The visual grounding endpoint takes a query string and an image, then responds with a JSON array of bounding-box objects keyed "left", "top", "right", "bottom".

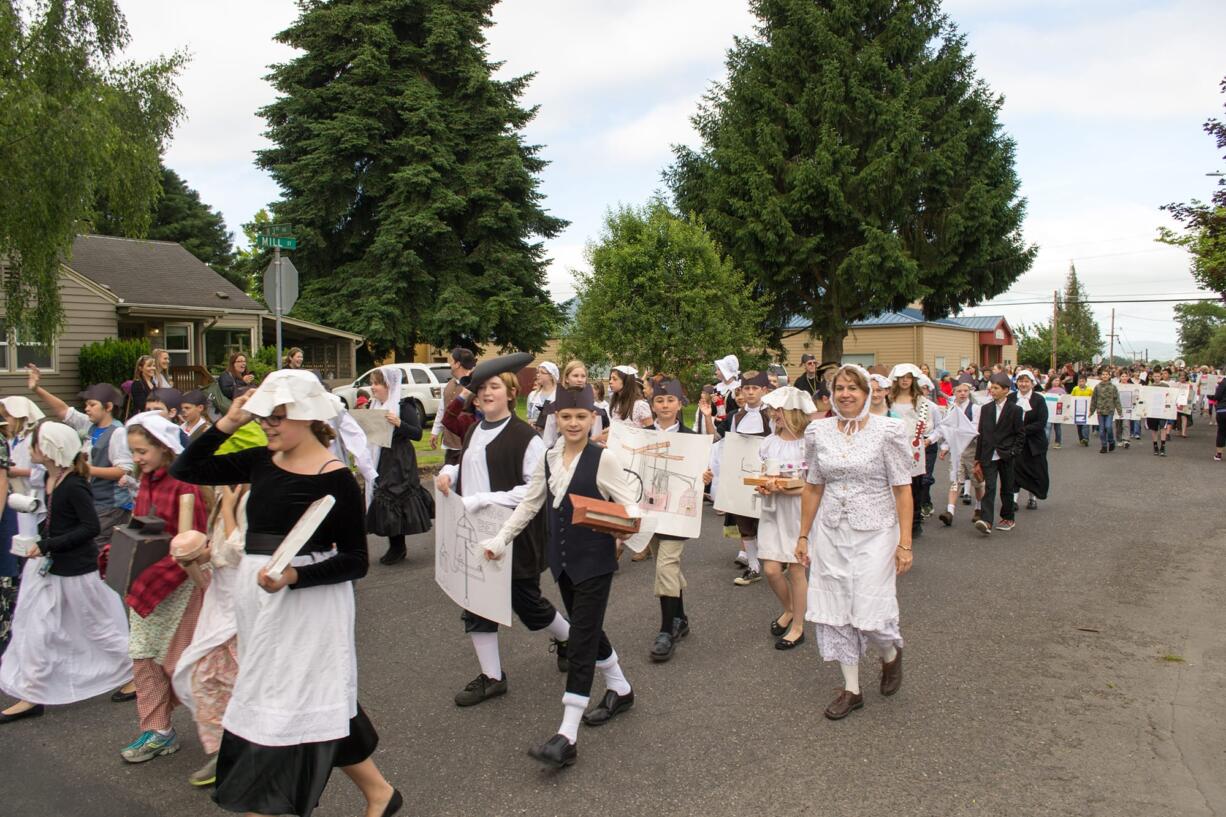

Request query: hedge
[{"left": 78, "top": 337, "right": 151, "bottom": 388}]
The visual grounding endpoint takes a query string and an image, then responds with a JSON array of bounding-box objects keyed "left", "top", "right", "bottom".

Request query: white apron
[
  {"left": 805, "top": 522, "right": 900, "bottom": 633},
  {"left": 222, "top": 551, "right": 358, "bottom": 746},
  {"left": 0, "top": 560, "right": 132, "bottom": 704}
]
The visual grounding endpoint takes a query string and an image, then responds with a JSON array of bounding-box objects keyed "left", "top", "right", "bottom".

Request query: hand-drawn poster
[
  {"left": 713, "top": 432, "right": 767, "bottom": 519},
  {"left": 1135, "top": 386, "right": 1178, "bottom": 421},
  {"left": 608, "top": 424, "right": 713, "bottom": 539},
  {"left": 434, "top": 491, "right": 513, "bottom": 627},
  {"left": 349, "top": 408, "right": 393, "bottom": 448},
  {"left": 1117, "top": 385, "right": 1141, "bottom": 420}
]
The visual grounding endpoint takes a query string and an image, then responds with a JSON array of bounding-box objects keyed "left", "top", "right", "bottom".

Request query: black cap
[
  {"left": 181, "top": 389, "right": 208, "bottom": 407},
  {"left": 800, "top": 353, "right": 816, "bottom": 363},
  {"left": 79, "top": 383, "right": 124, "bottom": 409},
  {"left": 553, "top": 385, "right": 596, "bottom": 412},
  {"left": 741, "top": 370, "right": 771, "bottom": 388},
  {"left": 651, "top": 378, "right": 688, "bottom": 405},
  {"left": 989, "top": 372, "right": 1012, "bottom": 388},
  {"left": 149, "top": 387, "right": 183, "bottom": 410},
  {"left": 468, "top": 352, "right": 533, "bottom": 391}
]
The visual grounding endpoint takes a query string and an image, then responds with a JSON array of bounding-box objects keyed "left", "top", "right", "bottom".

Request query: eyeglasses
[{"left": 257, "top": 413, "right": 288, "bottom": 427}]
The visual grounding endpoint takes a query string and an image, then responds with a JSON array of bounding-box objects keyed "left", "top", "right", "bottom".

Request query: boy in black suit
[{"left": 974, "top": 373, "right": 1024, "bottom": 535}]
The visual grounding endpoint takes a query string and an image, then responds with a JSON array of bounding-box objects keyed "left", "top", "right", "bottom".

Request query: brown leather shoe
[
  {"left": 880, "top": 647, "right": 903, "bottom": 696},
  {"left": 823, "top": 689, "right": 864, "bottom": 720}
]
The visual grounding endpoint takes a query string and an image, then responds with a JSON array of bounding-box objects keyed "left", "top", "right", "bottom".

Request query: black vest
[
  {"left": 545, "top": 444, "right": 618, "bottom": 584},
  {"left": 457, "top": 416, "right": 547, "bottom": 580}
]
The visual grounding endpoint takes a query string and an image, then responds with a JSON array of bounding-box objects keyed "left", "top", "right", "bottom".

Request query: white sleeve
[
  {"left": 485, "top": 455, "right": 548, "bottom": 555},
  {"left": 108, "top": 425, "right": 133, "bottom": 470},
  {"left": 481, "top": 434, "right": 546, "bottom": 508},
  {"left": 439, "top": 463, "right": 459, "bottom": 483},
  {"left": 62, "top": 407, "right": 91, "bottom": 437},
  {"left": 431, "top": 408, "right": 445, "bottom": 437},
  {"left": 339, "top": 412, "right": 378, "bottom": 484}
]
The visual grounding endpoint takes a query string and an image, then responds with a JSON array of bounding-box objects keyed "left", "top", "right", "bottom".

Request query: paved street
[{"left": 2, "top": 422, "right": 1224, "bottom": 817}]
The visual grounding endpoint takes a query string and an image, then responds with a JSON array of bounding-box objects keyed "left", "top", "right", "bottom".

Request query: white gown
[{"left": 755, "top": 435, "right": 814, "bottom": 563}]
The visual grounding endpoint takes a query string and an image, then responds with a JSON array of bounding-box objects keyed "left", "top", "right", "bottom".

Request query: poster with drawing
[
  {"left": 1134, "top": 386, "right": 1178, "bottom": 421},
  {"left": 608, "top": 424, "right": 713, "bottom": 539},
  {"left": 349, "top": 408, "right": 393, "bottom": 448},
  {"left": 1117, "top": 385, "right": 1141, "bottom": 420},
  {"left": 713, "top": 432, "right": 766, "bottom": 519},
  {"left": 435, "top": 491, "right": 513, "bottom": 627},
  {"left": 1198, "top": 374, "right": 1221, "bottom": 400}
]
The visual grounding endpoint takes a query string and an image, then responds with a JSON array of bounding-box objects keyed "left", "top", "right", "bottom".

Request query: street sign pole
[{"left": 274, "top": 244, "right": 283, "bottom": 365}]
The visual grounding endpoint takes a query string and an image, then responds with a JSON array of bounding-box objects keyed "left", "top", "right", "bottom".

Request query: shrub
[
  {"left": 78, "top": 337, "right": 151, "bottom": 387},
  {"left": 248, "top": 345, "right": 279, "bottom": 383}
]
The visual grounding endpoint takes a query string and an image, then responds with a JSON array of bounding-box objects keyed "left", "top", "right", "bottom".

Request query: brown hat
[
  {"left": 552, "top": 385, "right": 596, "bottom": 412},
  {"left": 741, "top": 370, "right": 771, "bottom": 388},
  {"left": 651, "top": 378, "right": 688, "bottom": 405},
  {"left": 80, "top": 383, "right": 124, "bottom": 410}
]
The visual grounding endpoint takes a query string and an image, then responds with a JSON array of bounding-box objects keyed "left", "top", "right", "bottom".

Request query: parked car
[{"left": 332, "top": 363, "right": 452, "bottom": 419}]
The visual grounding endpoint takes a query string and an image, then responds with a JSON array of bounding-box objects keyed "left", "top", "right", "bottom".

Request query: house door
[{"left": 164, "top": 323, "right": 193, "bottom": 367}]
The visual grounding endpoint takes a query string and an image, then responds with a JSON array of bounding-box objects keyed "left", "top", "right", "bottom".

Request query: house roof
[
  {"left": 65, "top": 235, "right": 264, "bottom": 312},
  {"left": 945, "top": 315, "right": 1007, "bottom": 331},
  {"left": 785, "top": 307, "right": 974, "bottom": 332}
]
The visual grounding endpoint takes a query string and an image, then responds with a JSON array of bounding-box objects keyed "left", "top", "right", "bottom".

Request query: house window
[
  {"left": 842, "top": 353, "right": 876, "bottom": 367},
  {"left": 0, "top": 321, "right": 56, "bottom": 372},
  {"left": 995, "top": 328, "right": 1005, "bottom": 340},
  {"left": 934, "top": 356, "right": 945, "bottom": 373},
  {"left": 960, "top": 356, "right": 970, "bottom": 370},
  {"left": 164, "top": 323, "right": 192, "bottom": 367},
  {"left": 205, "top": 328, "right": 253, "bottom": 373}
]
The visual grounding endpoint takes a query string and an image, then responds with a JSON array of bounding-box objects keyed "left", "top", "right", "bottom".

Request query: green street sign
[{"left": 256, "top": 235, "right": 297, "bottom": 250}]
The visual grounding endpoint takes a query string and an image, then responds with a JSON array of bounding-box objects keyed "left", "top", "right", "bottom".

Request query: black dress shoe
[
  {"left": 650, "top": 631, "right": 675, "bottom": 662},
  {"left": 671, "top": 616, "right": 690, "bottom": 640},
  {"left": 774, "top": 632, "right": 805, "bottom": 650},
  {"left": 770, "top": 615, "right": 792, "bottom": 638},
  {"left": 381, "top": 789, "right": 404, "bottom": 817},
  {"left": 0, "top": 704, "right": 44, "bottom": 724},
  {"left": 378, "top": 548, "right": 407, "bottom": 566},
  {"left": 582, "top": 688, "right": 634, "bottom": 726},
  {"left": 110, "top": 688, "right": 137, "bottom": 703},
  {"left": 527, "top": 734, "right": 577, "bottom": 768}
]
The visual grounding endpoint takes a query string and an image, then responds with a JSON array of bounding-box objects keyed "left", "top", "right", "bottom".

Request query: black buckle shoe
[
  {"left": 379, "top": 548, "right": 407, "bottom": 566},
  {"left": 582, "top": 688, "right": 635, "bottom": 726},
  {"left": 527, "top": 733, "right": 577, "bottom": 768},
  {"left": 650, "top": 631, "right": 675, "bottom": 662},
  {"left": 0, "top": 704, "right": 44, "bottom": 724},
  {"left": 671, "top": 616, "right": 690, "bottom": 640}
]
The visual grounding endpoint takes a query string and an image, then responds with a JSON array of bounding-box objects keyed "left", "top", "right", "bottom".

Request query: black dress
[
  {"left": 1011, "top": 393, "right": 1050, "bottom": 500},
  {"left": 366, "top": 397, "right": 434, "bottom": 537},
  {"left": 171, "top": 426, "right": 378, "bottom": 817}
]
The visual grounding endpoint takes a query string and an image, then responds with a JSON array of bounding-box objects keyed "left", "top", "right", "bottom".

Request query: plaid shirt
[{"left": 124, "top": 467, "right": 207, "bottom": 617}]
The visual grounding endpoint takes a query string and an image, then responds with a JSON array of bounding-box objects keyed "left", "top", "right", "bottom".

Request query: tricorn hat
[
  {"left": 552, "top": 385, "right": 596, "bottom": 412},
  {"left": 467, "top": 352, "right": 534, "bottom": 391},
  {"left": 741, "top": 370, "right": 771, "bottom": 388},
  {"left": 651, "top": 378, "right": 688, "bottom": 405}
]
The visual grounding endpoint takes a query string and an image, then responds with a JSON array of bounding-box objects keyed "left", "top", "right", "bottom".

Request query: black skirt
[
  {"left": 213, "top": 705, "right": 379, "bottom": 816},
  {"left": 1013, "top": 452, "right": 1050, "bottom": 500},
  {"left": 365, "top": 442, "right": 434, "bottom": 538}
]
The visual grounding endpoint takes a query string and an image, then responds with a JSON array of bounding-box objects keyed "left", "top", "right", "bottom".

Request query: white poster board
[
  {"left": 713, "top": 432, "right": 766, "bottom": 519},
  {"left": 349, "top": 408, "right": 393, "bottom": 448},
  {"left": 434, "top": 491, "right": 513, "bottom": 627},
  {"left": 608, "top": 424, "right": 713, "bottom": 539},
  {"left": 1135, "top": 386, "right": 1178, "bottom": 421},
  {"left": 1198, "top": 374, "right": 1221, "bottom": 400}
]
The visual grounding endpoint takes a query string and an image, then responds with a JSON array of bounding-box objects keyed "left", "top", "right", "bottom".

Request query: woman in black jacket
[
  {"left": 128, "top": 354, "right": 158, "bottom": 418},
  {"left": 217, "top": 353, "right": 255, "bottom": 400}
]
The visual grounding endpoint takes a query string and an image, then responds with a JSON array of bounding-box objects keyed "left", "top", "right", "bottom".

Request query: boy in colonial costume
[
  {"left": 714, "top": 369, "right": 772, "bottom": 584},
  {"left": 434, "top": 354, "right": 573, "bottom": 706},
  {"left": 481, "top": 385, "right": 637, "bottom": 768}
]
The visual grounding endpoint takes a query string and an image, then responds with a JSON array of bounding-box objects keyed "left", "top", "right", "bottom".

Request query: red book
[{"left": 570, "top": 494, "right": 641, "bottom": 535}]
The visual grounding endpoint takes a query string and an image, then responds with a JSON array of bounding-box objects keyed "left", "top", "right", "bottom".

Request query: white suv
[{"left": 332, "top": 363, "right": 453, "bottom": 419}]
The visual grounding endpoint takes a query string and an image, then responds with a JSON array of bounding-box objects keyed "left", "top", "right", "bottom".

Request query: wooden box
[{"left": 105, "top": 516, "right": 171, "bottom": 597}]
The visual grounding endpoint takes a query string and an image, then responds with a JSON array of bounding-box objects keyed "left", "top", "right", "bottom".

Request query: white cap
[
  {"left": 244, "top": 370, "right": 339, "bottom": 422},
  {"left": 888, "top": 363, "right": 923, "bottom": 381},
  {"left": 761, "top": 386, "right": 817, "bottom": 414},
  {"left": 126, "top": 411, "right": 185, "bottom": 454},
  {"left": 36, "top": 421, "right": 82, "bottom": 467}
]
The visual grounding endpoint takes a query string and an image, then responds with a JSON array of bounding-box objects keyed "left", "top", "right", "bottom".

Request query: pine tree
[
  {"left": 1057, "top": 263, "right": 1102, "bottom": 364},
  {"left": 95, "top": 166, "right": 237, "bottom": 286},
  {"left": 257, "top": 0, "right": 566, "bottom": 358},
  {"left": 669, "top": 0, "right": 1034, "bottom": 361}
]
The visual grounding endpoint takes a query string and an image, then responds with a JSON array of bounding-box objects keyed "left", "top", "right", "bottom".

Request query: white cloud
[{"left": 598, "top": 96, "right": 701, "bottom": 164}]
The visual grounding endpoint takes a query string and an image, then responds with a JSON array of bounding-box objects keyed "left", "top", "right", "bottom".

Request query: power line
[{"left": 977, "top": 296, "right": 1219, "bottom": 307}]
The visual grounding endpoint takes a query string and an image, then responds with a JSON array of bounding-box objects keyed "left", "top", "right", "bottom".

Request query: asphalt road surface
[{"left": 2, "top": 420, "right": 1224, "bottom": 817}]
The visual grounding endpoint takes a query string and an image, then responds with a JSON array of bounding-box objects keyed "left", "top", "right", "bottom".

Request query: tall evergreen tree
[
  {"left": 1056, "top": 263, "right": 1102, "bottom": 364},
  {"left": 669, "top": 0, "right": 1034, "bottom": 361},
  {"left": 0, "top": 0, "right": 184, "bottom": 344},
  {"left": 257, "top": 0, "right": 566, "bottom": 358},
  {"left": 95, "top": 166, "right": 237, "bottom": 285}
]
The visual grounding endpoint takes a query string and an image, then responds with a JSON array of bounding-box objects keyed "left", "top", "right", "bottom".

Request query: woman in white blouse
[{"left": 795, "top": 365, "right": 914, "bottom": 721}]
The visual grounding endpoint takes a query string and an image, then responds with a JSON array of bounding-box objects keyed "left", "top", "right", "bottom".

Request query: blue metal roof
[
  {"left": 784, "top": 307, "right": 982, "bottom": 331},
  {"left": 944, "top": 315, "right": 1005, "bottom": 331}
]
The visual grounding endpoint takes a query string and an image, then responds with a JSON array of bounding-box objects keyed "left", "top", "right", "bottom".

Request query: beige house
[{"left": 0, "top": 234, "right": 362, "bottom": 400}]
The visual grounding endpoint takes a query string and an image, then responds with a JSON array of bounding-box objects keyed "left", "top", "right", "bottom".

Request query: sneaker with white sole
[
  {"left": 974, "top": 519, "right": 991, "bottom": 535},
  {"left": 733, "top": 569, "right": 762, "bottom": 586},
  {"left": 995, "top": 519, "right": 1015, "bottom": 532},
  {"left": 121, "top": 729, "right": 179, "bottom": 763},
  {"left": 189, "top": 753, "right": 218, "bottom": 787}
]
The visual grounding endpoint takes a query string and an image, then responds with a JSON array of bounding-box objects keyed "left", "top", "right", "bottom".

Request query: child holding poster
[{"left": 1071, "top": 374, "right": 1094, "bottom": 446}]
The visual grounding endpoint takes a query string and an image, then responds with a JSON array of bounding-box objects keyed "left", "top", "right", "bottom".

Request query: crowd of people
[{"left": 0, "top": 346, "right": 1220, "bottom": 816}]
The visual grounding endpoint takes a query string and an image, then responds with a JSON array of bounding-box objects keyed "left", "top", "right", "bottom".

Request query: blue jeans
[
  {"left": 1129, "top": 420, "right": 1141, "bottom": 437},
  {"left": 1048, "top": 423, "right": 1062, "bottom": 445},
  {"left": 1097, "top": 415, "right": 1115, "bottom": 447},
  {"left": 1076, "top": 424, "right": 1090, "bottom": 442}
]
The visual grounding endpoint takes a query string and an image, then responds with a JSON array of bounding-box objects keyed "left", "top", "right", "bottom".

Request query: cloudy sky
[{"left": 119, "top": 0, "right": 1226, "bottom": 360}]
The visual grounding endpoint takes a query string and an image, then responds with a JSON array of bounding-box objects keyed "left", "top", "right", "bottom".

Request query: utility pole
[
  {"left": 273, "top": 244, "right": 283, "bottom": 364},
  {"left": 1108, "top": 308, "right": 1115, "bottom": 364},
  {"left": 1050, "top": 290, "right": 1059, "bottom": 372}
]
